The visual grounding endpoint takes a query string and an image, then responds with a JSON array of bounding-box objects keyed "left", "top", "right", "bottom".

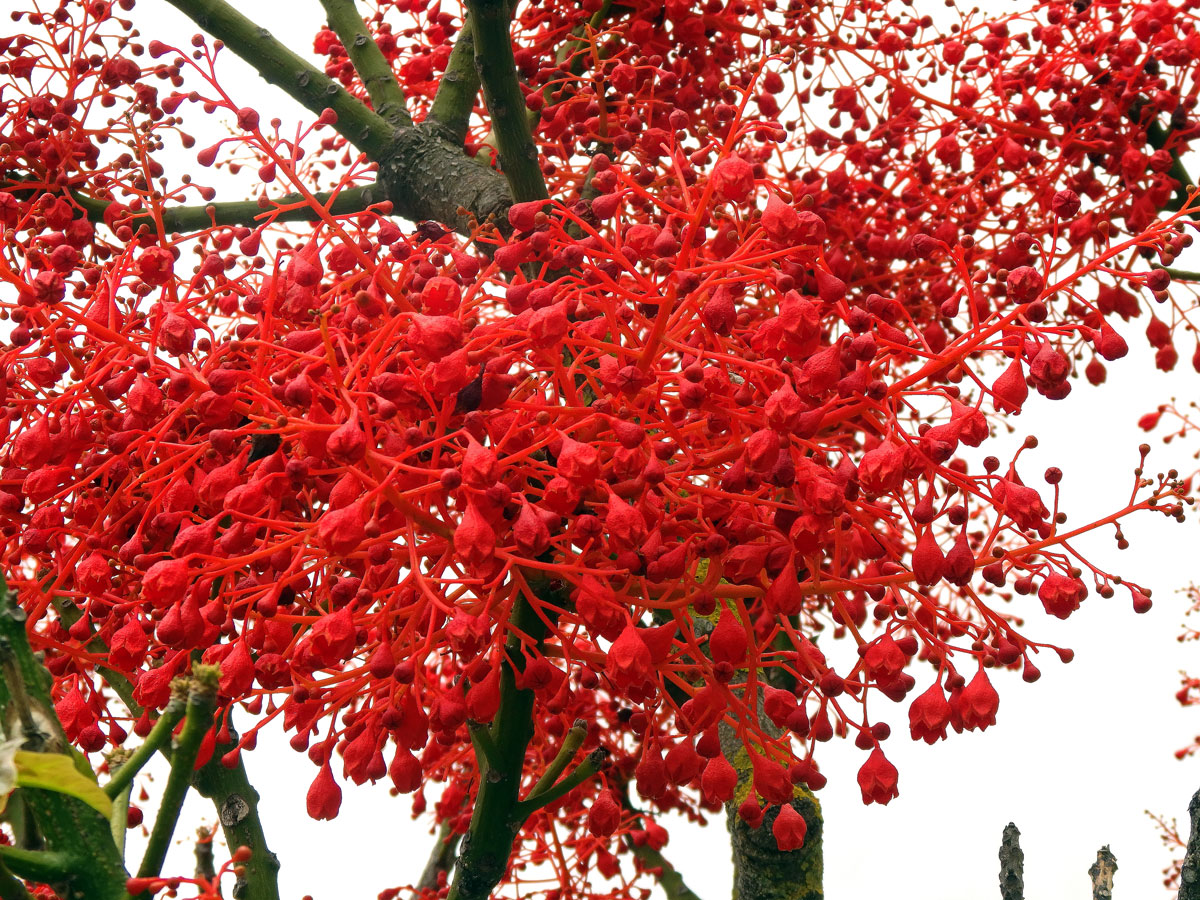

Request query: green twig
[
  {"left": 319, "top": 0, "right": 412, "bottom": 127},
  {"left": 428, "top": 14, "right": 480, "bottom": 145},
  {"left": 525, "top": 719, "right": 587, "bottom": 800},
  {"left": 466, "top": 0, "right": 548, "bottom": 204},
  {"left": 104, "top": 697, "right": 186, "bottom": 799},
  {"left": 136, "top": 668, "right": 218, "bottom": 882},
  {"left": 514, "top": 748, "right": 608, "bottom": 817},
  {"left": 162, "top": 0, "right": 396, "bottom": 158}
]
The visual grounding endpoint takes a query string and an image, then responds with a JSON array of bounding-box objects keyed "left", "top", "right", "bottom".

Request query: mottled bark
[
  {"left": 999, "top": 823, "right": 1023, "bottom": 900},
  {"left": 1181, "top": 789, "right": 1200, "bottom": 900},
  {"left": 1089, "top": 846, "right": 1116, "bottom": 900},
  {"left": 718, "top": 692, "right": 823, "bottom": 900}
]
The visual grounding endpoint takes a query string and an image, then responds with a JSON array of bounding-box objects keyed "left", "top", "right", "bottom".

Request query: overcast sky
[{"left": 101, "top": 2, "right": 1200, "bottom": 898}]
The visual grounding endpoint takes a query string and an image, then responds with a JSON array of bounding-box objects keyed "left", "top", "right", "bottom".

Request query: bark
[
  {"left": 1181, "top": 788, "right": 1200, "bottom": 900},
  {"left": 999, "top": 823, "right": 1023, "bottom": 900},
  {"left": 717, "top": 690, "right": 823, "bottom": 900},
  {"left": 1089, "top": 846, "right": 1117, "bottom": 900}
]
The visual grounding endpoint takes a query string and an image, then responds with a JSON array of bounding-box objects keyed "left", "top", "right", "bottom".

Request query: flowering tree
[{"left": 1, "top": 0, "right": 1198, "bottom": 898}]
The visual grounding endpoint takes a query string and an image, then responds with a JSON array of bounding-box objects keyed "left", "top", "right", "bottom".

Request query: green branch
[
  {"left": 447, "top": 579, "right": 561, "bottom": 900},
  {"left": 514, "top": 748, "right": 607, "bottom": 817},
  {"left": 417, "top": 820, "right": 462, "bottom": 892},
  {"left": 525, "top": 719, "right": 587, "bottom": 800},
  {"left": 466, "top": 0, "right": 548, "bottom": 204},
  {"left": 428, "top": 14, "right": 480, "bottom": 146},
  {"left": 136, "top": 667, "right": 218, "bottom": 882},
  {"left": 162, "top": 0, "right": 395, "bottom": 158},
  {"left": 72, "top": 182, "right": 380, "bottom": 233},
  {"left": 627, "top": 838, "right": 703, "bottom": 900},
  {"left": 104, "top": 696, "right": 186, "bottom": 799},
  {"left": 191, "top": 717, "right": 281, "bottom": 900},
  {"left": 0, "top": 582, "right": 130, "bottom": 900},
  {"left": 318, "top": 0, "right": 412, "bottom": 128}
]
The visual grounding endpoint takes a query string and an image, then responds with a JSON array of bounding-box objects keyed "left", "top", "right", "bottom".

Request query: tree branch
[
  {"left": 515, "top": 749, "right": 607, "bottom": 817},
  {"left": 103, "top": 696, "right": 186, "bottom": 799},
  {"left": 627, "top": 839, "right": 703, "bottom": 900},
  {"left": 1089, "top": 846, "right": 1117, "bottom": 900},
  {"left": 0, "top": 583, "right": 129, "bottom": 900},
  {"left": 466, "top": 0, "right": 548, "bottom": 204},
  {"left": 447, "top": 576, "right": 568, "bottom": 900},
  {"left": 1179, "top": 787, "right": 1200, "bottom": 900},
  {"left": 525, "top": 719, "right": 587, "bottom": 800},
  {"left": 136, "top": 667, "right": 218, "bottom": 882},
  {"left": 999, "top": 823, "right": 1024, "bottom": 900},
  {"left": 428, "top": 15, "right": 480, "bottom": 146},
  {"left": 318, "top": 0, "right": 412, "bottom": 128},
  {"left": 191, "top": 718, "right": 281, "bottom": 900},
  {"left": 717, "top": 673, "right": 822, "bottom": 900},
  {"left": 416, "top": 820, "right": 462, "bottom": 893},
  {"left": 72, "top": 183, "right": 383, "bottom": 233},
  {"left": 161, "top": 0, "right": 395, "bottom": 158}
]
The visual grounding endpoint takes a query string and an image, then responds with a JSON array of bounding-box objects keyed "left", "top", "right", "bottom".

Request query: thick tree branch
[
  {"left": 1179, "top": 787, "right": 1200, "bottom": 900},
  {"left": 717, "top": 673, "right": 822, "bottom": 900},
  {"left": 162, "top": 0, "right": 395, "bottom": 158},
  {"left": 1089, "top": 846, "right": 1116, "bottom": 900},
  {"left": 428, "top": 15, "right": 480, "bottom": 146},
  {"left": 319, "top": 0, "right": 412, "bottom": 128},
  {"left": 448, "top": 575, "right": 586, "bottom": 900},
  {"left": 466, "top": 0, "right": 548, "bottom": 204}
]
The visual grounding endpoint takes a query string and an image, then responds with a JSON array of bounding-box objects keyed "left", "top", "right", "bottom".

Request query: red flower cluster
[{"left": 0, "top": 0, "right": 1197, "bottom": 895}]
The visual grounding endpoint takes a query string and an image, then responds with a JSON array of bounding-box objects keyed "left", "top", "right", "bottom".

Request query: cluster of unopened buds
[{"left": 1, "top": 1, "right": 1199, "bottom": 892}]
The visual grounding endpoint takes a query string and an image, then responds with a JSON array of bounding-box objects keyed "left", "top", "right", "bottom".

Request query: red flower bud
[
  {"left": 856, "top": 747, "right": 899, "bottom": 805},
  {"left": 772, "top": 803, "right": 807, "bottom": 851},
  {"left": 307, "top": 762, "right": 342, "bottom": 820}
]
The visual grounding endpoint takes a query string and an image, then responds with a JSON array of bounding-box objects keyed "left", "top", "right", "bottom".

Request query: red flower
[
  {"left": 772, "top": 804, "right": 808, "bottom": 851},
  {"left": 856, "top": 748, "right": 899, "bottom": 805},
  {"left": 306, "top": 762, "right": 342, "bottom": 821}
]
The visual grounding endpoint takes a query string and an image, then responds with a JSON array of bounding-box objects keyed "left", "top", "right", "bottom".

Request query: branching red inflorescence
[{"left": 2, "top": 0, "right": 1199, "bottom": 896}]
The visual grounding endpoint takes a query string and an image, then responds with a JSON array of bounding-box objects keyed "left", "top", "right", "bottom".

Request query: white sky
[{"left": 89, "top": 2, "right": 1200, "bottom": 898}]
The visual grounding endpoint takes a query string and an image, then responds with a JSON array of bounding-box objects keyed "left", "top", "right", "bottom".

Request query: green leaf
[{"left": 14, "top": 751, "right": 112, "bottom": 818}]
